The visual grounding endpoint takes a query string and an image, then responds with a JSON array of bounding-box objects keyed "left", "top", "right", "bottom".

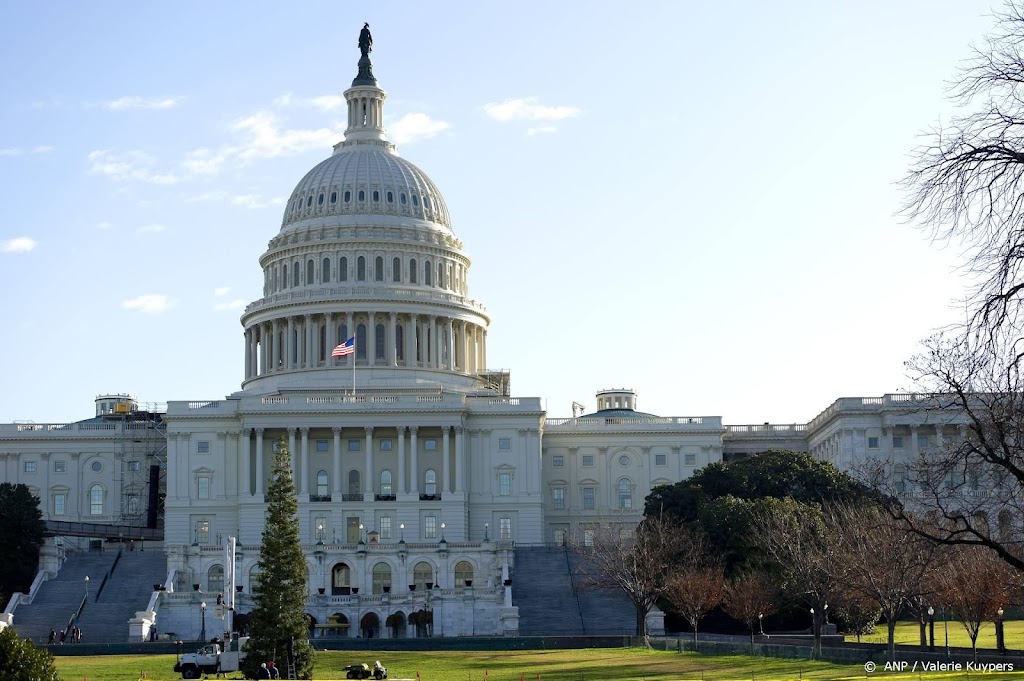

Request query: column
[
  {"left": 255, "top": 428, "right": 265, "bottom": 495},
  {"left": 286, "top": 317, "right": 295, "bottom": 370},
  {"left": 461, "top": 321, "right": 469, "bottom": 372},
  {"left": 272, "top": 319, "right": 280, "bottom": 372},
  {"left": 261, "top": 323, "right": 271, "bottom": 375},
  {"left": 288, "top": 428, "right": 297, "bottom": 479},
  {"left": 244, "top": 328, "right": 253, "bottom": 379},
  {"left": 482, "top": 329, "right": 487, "bottom": 370},
  {"left": 431, "top": 317, "right": 439, "bottom": 368},
  {"left": 326, "top": 312, "right": 335, "bottom": 364},
  {"left": 454, "top": 426, "right": 464, "bottom": 493},
  {"left": 389, "top": 312, "right": 398, "bottom": 366},
  {"left": 305, "top": 314, "right": 314, "bottom": 368},
  {"left": 397, "top": 426, "right": 407, "bottom": 494},
  {"left": 300, "top": 427, "right": 310, "bottom": 496},
  {"left": 241, "top": 429, "right": 251, "bottom": 496},
  {"left": 936, "top": 426, "right": 944, "bottom": 450},
  {"left": 332, "top": 427, "right": 343, "bottom": 496},
  {"left": 442, "top": 426, "right": 451, "bottom": 494},
  {"left": 407, "top": 314, "right": 417, "bottom": 367},
  {"left": 446, "top": 318, "right": 454, "bottom": 370},
  {"left": 364, "top": 427, "right": 374, "bottom": 495},
  {"left": 409, "top": 427, "right": 419, "bottom": 494},
  {"left": 368, "top": 312, "right": 377, "bottom": 366},
  {"left": 166, "top": 435, "right": 178, "bottom": 500}
]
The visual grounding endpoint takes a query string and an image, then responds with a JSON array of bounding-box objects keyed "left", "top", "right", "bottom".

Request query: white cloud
[
  {"left": 526, "top": 126, "right": 558, "bottom": 136},
  {"left": 181, "top": 147, "right": 232, "bottom": 176},
  {"left": 232, "top": 194, "right": 284, "bottom": 209},
  {"left": 136, "top": 223, "right": 165, "bottom": 234},
  {"left": 87, "top": 149, "right": 181, "bottom": 185},
  {"left": 213, "top": 287, "right": 231, "bottom": 297},
  {"left": 273, "top": 93, "right": 345, "bottom": 111},
  {"left": 185, "top": 190, "right": 228, "bottom": 203},
  {"left": 32, "top": 145, "right": 53, "bottom": 154},
  {"left": 389, "top": 113, "right": 451, "bottom": 145},
  {"left": 483, "top": 97, "right": 582, "bottom": 122},
  {"left": 231, "top": 111, "right": 342, "bottom": 162},
  {"left": 213, "top": 299, "right": 247, "bottom": 311},
  {"left": 1, "top": 237, "right": 38, "bottom": 253},
  {"left": 97, "top": 221, "right": 112, "bottom": 230},
  {"left": 0, "top": 148, "right": 20, "bottom": 157},
  {"left": 122, "top": 294, "right": 174, "bottom": 314},
  {"left": 104, "top": 96, "right": 184, "bottom": 111}
]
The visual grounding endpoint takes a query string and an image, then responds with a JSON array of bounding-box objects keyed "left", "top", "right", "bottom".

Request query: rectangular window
[
  {"left": 424, "top": 439, "right": 437, "bottom": 451},
  {"left": 552, "top": 455, "right": 564, "bottom": 467},
  {"left": 54, "top": 461, "right": 67, "bottom": 473},
  {"left": 348, "top": 439, "right": 360, "bottom": 452},
  {"left": 198, "top": 476, "right": 210, "bottom": 500},
  {"left": 554, "top": 529, "right": 566, "bottom": 546},
  {"left": 868, "top": 436, "right": 880, "bottom": 449},
  {"left": 197, "top": 441, "right": 210, "bottom": 454},
  {"left": 128, "top": 460, "right": 141, "bottom": 472},
  {"left": 53, "top": 493, "right": 65, "bottom": 516},
  {"left": 379, "top": 440, "right": 393, "bottom": 451},
  {"left": 583, "top": 529, "right": 594, "bottom": 547},
  {"left": 196, "top": 520, "right": 210, "bottom": 544},
  {"left": 684, "top": 453, "right": 696, "bottom": 466},
  {"left": 918, "top": 435, "right": 929, "bottom": 449},
  {"left": 498, "top": 438, "right": 511, "bottom": 451},
  {"left": 379, "top": 516, "right": 392, "bottom": 539},
  {"left": 424, "top": 515, "right": 437, "bottom": 539},
  {"left": 582, "top": 455, "right": 594, "bottom": 467},
  {"left": 24, "top": 461, "right": 36, "bottom": 473},
  {"left": 316, "top": 440, "right": 329, "bottom": 452},
  {"left": 893, "top": 436, "right": 904, "bottom": 449},
  {"left": 655, "top": 454, "right": 667, "bottom": 466},
  {"left": 583, "top": 487, "right": 595, "bottom": 510},
  {"left": 314, "top": 517, "right": 327, "bottom": 542},
  {"left": 553, "top": 487, "right": 565, "bottom": 510},
  {"left": 499, "top": 472, "right": 511, "bottom": 496},
  {"left": 499, "top": 517, "right": 512, "bottom": 540}
]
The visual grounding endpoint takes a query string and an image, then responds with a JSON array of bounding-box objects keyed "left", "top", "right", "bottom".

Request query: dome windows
[
  {"left": 344, "top": 190, "right": 351, "bottom": 203},
  {"left": 317, "top": 193, "right": 324, "bottom": 206},
  {"left": 339, "top": 257, "right": 348, "bottom": 282},
  {"left": 322, "top": 257, "right": 331, "bottom": 283},
  {"left": 357, "top": 256, "right": 366, "bottom": 281},
  {"left": 409, "top": 258, "right": 417, "bottom": 283},
  {"left": 330, "top": 191, "right": 338, "bottom": 204},
  {"left": 423, "top": 195, "right": 431, "bottom": 210},
  {"left": 400, "top": 193, "right": 407, "bottom": 205},
  {"left": 412, "top": 195, "right": 419, "bottom": 207},
  {"left": 392, "top": 257, "right": 401, "bottom": 282},
  {"left": 386, "top": 191, "right": 394, "bottom": 203},
  {"left": 307, "top": 195, "right": 313, "bottom": 207},
  {"left": 372, "top": 190, "right": 380, "bottom": 203},
  {"left": 358, "top": 190, "right": 366, "bottom": 202},
  {"left": 374, "top": 256, "right": 384, "bottom": 282}
]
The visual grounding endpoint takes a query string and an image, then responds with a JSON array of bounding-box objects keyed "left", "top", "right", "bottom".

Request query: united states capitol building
[{"left": 0, "top": 35, "right": 968, "bottom": 642}]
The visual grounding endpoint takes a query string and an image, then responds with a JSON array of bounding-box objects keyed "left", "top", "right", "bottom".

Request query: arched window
[
  {"left": 89, "top": 484, "right": 103, "bottom": 515},
  {"left": 292, "top": 328, "right": 299, "bottom": 364},
  {"left": 374, "top": 256, "right": 384, "bottom": 282},
  {"left": 375, "top": 323, "right": 385, "bottom": 360},
  {"left": 409, "top": 258, "right": 417, "bottom": 284},
  {"left": 372, "top": 190, "right": 380, "bottom": 203},
  {"left": 282, "top": 263, "right": 288, "bottom": 289},
  {"left": 348, "top": 470, "right": 361, "bottom": 495},
  {"left": 337, "top": 324, "right": 348, "bottom": 349},
  {"left": 322, "top": 257, "right": 331, "bottom": 283},
  {"left": 372, "top": 562, "right": 392, "bottom": 594},
  {"left": 400, "top": 192, "right": 407, "bottom": 205},
  {"left": 424, "top": 469, "right": 437, "bottom": 496},
  {"left": 455, "top": 561, "right": 474, "bottom": 586},
  {"left": 339, "top": 257, "right": 348, "bottom": 282},
  {"left": 307, "top": 260, "right": 314, "bottom": 284},
  {"left": 617, "top": 479, "right": 632, "bottom": 509},
  {"left": 396, "top": 325, "right": 404, "bottom": 361},
  {"left": 356, "top": 323, "right": 367, "bottom": 360},
  {"left": 380, "top": 470, "right": 392, "bottom": 496},
  {"left": 317, "top": 470, "right": 329, "bottom": 496},
  {"left": 332, "top": 563, "right": 351, "bottom": 588},
  {"left": 386, "top": 191, "right": 394, "bottom": 203},
  {"left": 999, "top": 511, "right": 1014, "bottom": 541},
  {"left": 413, "top": 562, "right": 434, "bottom": 590},
  {"left": 330, "top": 191, "right": 337, "bottom": 204},
  {"left": 319, "top": 325, "right": 327, "bottom": 362},
  {"left": 424, "top": 260, "right": 432, "bottom": 286},
  {"left": 392, "top": 257, "right": 401, "bottom": 282},
  {"left": 317, "top": 193, "right": 324, "bottom": 206},
  {"left": 358, "top": 190, "right": 365, "bottom": 202},
  {"left": 249, "top": 566, "right": 263, "bottom": 595},
  {"left": 208, "top": 564, "right": 225, "bottom": 594},
  {"left": 293, "top": 262, "right": 300, "bottom": 287},
  {"left": 357, "top": 256, "right": 366, "bottom": 281},
  {"left": 437, "top": 262, "right": 444, "bottom": 288},
  {"left": 344, "top": 190, "right": 351, "bottom": 203}
]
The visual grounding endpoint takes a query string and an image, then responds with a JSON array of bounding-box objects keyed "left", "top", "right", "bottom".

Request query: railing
[
  {"left": 242, "top": 285, "right": 488, "bottom": 316},
  {"left": 95, "top": 546, "right": 124, "bottom": 602},
  {"left": 309, "top": 494, "right": 332, "bottom": 502},
  {"left": 725, "top": 424, "right": 808, "bottom": 434},
  {"left": 545, "top": 416, "right": 719, "bottom": 427},
  {"left": 342, "top": 494, "right": 362, "bottom": 502}
]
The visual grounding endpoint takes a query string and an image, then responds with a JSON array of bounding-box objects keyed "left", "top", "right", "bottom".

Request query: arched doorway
[
  {"left": 332, "top": 562, "right": 352, "bottom": 595},
  {"left": 320, "top": 612, "right": 349, "bottom": 638},
  {"left": 385, "top": 611, "right": 407, "bottom": 639},
  {"left": 360, "top": 612, "right": 381, "bottom": 639}
]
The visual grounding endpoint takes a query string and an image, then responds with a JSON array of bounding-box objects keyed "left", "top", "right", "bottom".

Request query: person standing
[
  {"left": 47, "top": 628, "right": 56, "bottom": 645},
  {"left": 268, "top": 660, "right": 280, "bottom": 679},
  {"left": 258, "top": 662, "right": 271, "bottom": 679}
]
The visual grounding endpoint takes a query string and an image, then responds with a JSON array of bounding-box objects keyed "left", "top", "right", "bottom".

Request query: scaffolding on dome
[{"left": 478, "top": 370, "right": 511, "bottom": 397}]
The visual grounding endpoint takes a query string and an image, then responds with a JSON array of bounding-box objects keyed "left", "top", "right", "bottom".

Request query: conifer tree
[
  {"left": 241, "top": 440, "right": 315, "bottom": 679},
  {"left": 0, "top": 626, "right": 59, "bottom": 681}
]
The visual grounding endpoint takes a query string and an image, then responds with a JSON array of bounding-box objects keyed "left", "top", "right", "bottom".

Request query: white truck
[{"left": 174, "top": 637, "right": 247, "bottom": 679}]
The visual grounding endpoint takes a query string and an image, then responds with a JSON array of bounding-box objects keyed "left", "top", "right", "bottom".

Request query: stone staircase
[
  {"left": 512, "top": 546, "right": 584, "bottom": 635},
  {"left": 566, "top": 548, "right": 637, "bottom": 635},
  {"left": 12, "top": 550, "right": 117, "bottom": 644},
  {"left": 75, "top": 549, "right": 167, "bottom": 642}
]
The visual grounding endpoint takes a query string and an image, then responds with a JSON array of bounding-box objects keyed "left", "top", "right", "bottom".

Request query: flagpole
[{"left": 352, "top": 350, "right": 356, "bottom": 397}]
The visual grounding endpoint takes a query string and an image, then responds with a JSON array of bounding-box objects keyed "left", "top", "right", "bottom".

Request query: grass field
[
  {"left": 853, "top": 618, "right": 1024, "bottom": 649},
  {"left": 49, "top": 648, "right": 1024, "bottom": 681}
]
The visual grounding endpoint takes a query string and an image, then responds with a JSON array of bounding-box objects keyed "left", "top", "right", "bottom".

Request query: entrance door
[{"left": 347, "top": 517, "right": 360, "bottom": 543}]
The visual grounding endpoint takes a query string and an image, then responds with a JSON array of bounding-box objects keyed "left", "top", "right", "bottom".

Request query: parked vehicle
[
  {"left": 343, "top": 661, "right": 387, "bottom": 679},
  {"left": 174, "top": 637, "right": 247, "bottom": 679}
]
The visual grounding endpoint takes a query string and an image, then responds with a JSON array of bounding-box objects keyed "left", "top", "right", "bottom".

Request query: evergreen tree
[
  {"left": 241, "top": 441, "right": 315, "bottom": 679},
  {"left": 0, "top": 483, "right": 46, "bottom": 602},
  {"left": 0, "top": 626, "right": 59, "bottom": 681}
]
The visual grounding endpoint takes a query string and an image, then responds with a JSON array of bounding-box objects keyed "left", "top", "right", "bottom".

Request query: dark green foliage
[
  {"left": 0, "top": 483, "right": 46, "bottom": 600},
  {"left": 241, "top": 441, "right": 315, "bottom": 680},
  {"left": 645, "top": 450, "right": 876, "bottom": 574},
  {"left": 0, "top": 626, "right": 58, "bottom": 681}
]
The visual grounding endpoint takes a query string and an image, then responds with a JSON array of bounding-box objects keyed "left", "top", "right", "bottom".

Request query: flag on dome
[{"left": 331, "top": 337, "right": 355, "bottom": 357}]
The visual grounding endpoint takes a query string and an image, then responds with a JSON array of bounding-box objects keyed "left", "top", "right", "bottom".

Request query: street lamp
[
  {"left": 358, "top": 523, "right": 365, "bottom": 544},
  {"left": 997, "top": 607, "right": 1006, "bottom": 654},
  {"left": 440, "top": 522, "right": 446, "bottom": 542},
  {"left": 943, "top": 605, "right": 950, "bottom": 661},
  {"left": 927, "top": 607, "right": 935, "bottom": 650},
  {"left": 84, "top": 575, "right": 89, "bottom": 601},
  {"left": 484, "top": 522, "right": 489, "bottom": 541},
  {"left": 758, "top": 613, "right": 764, "bottom": 636},
  {"left": 200, "top": 601, "right": 207, "bottom": 642},
  {"left": 399, "top": 523, "right": 405, "bottom": 542}
]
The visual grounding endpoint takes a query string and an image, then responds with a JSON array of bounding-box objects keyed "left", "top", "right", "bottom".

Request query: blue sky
[{"left": 0, "top": 1, "right": 999, "bottom": 424}]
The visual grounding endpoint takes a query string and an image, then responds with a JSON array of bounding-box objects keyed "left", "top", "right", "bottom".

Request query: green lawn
[
  {"left": 50, "top": 648, "right": 1024, "bottom": 681},
  {"left": 853, "top": 619, "right": 1024, "bottom": 649}
]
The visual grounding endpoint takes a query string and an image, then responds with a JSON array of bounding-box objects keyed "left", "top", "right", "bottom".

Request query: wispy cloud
[
  {"left": 185, "top": 190, "right": 228, "bottom": 203},
  {"left": 232, "top": 111, "right": 342, "bottom": 162},
  {"left": 122, "top": 294, "right": 174, "bottom": 314},
  {"left": 214, "top": 287, "right": 231, "bottom": 297},
  {"left": 389, "top": 113, "right": 450, "bottom": 145},
  {"left": 181, "top": 148, "right": 231, "bottom": 176},
  {"left": 104, "top": 96, "right": 184, "bottom": 111},
  {"left": 232, "top": 194, "right": 284, "bottom": 209},
  {"left": 0, "top": 146, "right": 53, "bottom": 157},
  {"left": 213, "top": 299, "right": 247, "bottom": 311},
  {"left": 97, "top": 221, "right": 112, "bottom": 230},
  {"left": 526, "top": 126, "right": 558, "bottom": 136},
  {"left": 88, "top": 150, "right": 181, "bottom": 185},
  {"left": 483, "top": 97, "right": 582, "bottom": 122},
  {"left": 273, "top": 93, "right": 346, "bottom": 111},
  {"left": 1, "top": 237, "right": 38, "bottom": 253},
  {"left": 0, "top": 148, "right": 19, "bottom": 157},
  {"left": 32, "top": 145, "right": 54, "bottom": 154},
  {"left": 136, "top": 223, "right": 166, "bottom": 234}
]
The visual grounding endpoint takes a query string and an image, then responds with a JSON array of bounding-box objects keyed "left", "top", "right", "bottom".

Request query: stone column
[
  {"left": 300, "top": 427, "right": 310, "bottom": 496},
  {"left": 454, "top": 426, "right": 464, "bottom": 493},
  {"left": 326, "top": 312, "right": 335, "bottom": 365},
  {"left": 241, "top": 428, "right": 251, "bottom": 496},
  {"left": 368, "top": 311, "right": 377, "bottom": 366},
  {"left": 346, "top": 312, "right": 355, "bottom": 364},
  {"left": 255, "top": 428, "right": 265, "bottom": 495},
  {"left": 397, "top": 426, "right": 407, "bottom": 494},
  {"left": 286, "top": 317, "right": 295, "bottom": 370},
  {"left": 431, "top": 317, "right": 440, "bottom": 368},
  {"left": 364, "top": 427, "right": 374, "bottom": 496},
  {"left": 244, "top": 328, "right": 253, "bottom": 379},
  {"left": 442, "top": 426, "right": 451, "bottom": 494},
  {"left": 446, "top": 318, "right": 455, "bottom": 370},
  {"left": 288, "top": 428, "right": 297, "bottom": 480},
  {"left": 305, "top": 314, "right": 314, "bottom": 368},
  {"left": 166, "top": 435, "right": 178, "bottom": 499},
  {"left": 332, "top": 427, "right": 343, "bottom": 496},
  {"left": 389, "top": 312, "right": 398, "bottom": 366},
  {"left": 407, "top": 314, "right": 417, "bottom": 367},
  {"left": 409, "top": 427, "right": 419, "bottom": 495},
  {"left": 271, "top": 319, "right": 280, "bottom": 372}
]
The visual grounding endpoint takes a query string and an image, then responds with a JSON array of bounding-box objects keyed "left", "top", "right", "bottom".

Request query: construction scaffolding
[{"left": 99, "top": 396, "right": 167, "bottom": 534}]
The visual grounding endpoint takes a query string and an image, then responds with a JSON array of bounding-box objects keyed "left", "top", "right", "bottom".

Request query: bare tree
[
  {"left": 661, "top": 529, "right": 725, "bottom": 651},
  {"left": 571, "top": 515, "right": 685, "bottom": 636},
  {"left": 936, "top": 544, "right": 1015, "bottom": 660},
  {"left": 722, "top": 571, "right": 779, "bottom": 648},
  {"left": 832, "top": 588, "right": 880, "bottom": 644}
]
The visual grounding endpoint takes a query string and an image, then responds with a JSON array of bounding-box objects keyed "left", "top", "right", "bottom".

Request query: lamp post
[
  {"left": 758, "top": 613, "right": 764, "bottom": 636},
  {"left": 997, "top": 607, "right": 1006, "bottom": 654},
  {"left": 84, "top": 575, "right": 90, "bottom": 601},
  {"left": 440, "top": 522, "right": 446, "bottom": 542},
  {"left": 943, "top": 605, "right": 950, "bottom": 661},
  {"left": 484, "top": 522, "right": 489, "bottom": 541},
  {"left": 358, "top": 523, "right": 365, "bottom": 544},
  {"left": 810, "top": 607, "right": 817, "bottom": 659},
  {"left": 399, "top": 523, "right": 405, "bottom": 542},
  {"left": 200, "top": 601, "right": 207, "bottom": 642},
  {"left": 927, "top": 607, "right": 935, "bottom": 651}
]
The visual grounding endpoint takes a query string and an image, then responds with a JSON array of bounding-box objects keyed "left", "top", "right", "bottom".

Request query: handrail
[
  {"left": 564, "top": 545, "right": 586, "bottom": 634},
  {"left": 95, "top": 546, "right": 124, "bottom": 602}
]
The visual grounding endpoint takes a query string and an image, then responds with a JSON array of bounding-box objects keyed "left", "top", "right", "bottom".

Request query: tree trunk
[
  {"left": 691, "top": 619, "right": 698, "bottom": 652},
  {"left": 635, "top": 607, "right": 647, "bottom": 637},
  {"left": 919, "top": 615, "right": 927, "bottom": 647},
  {"left": 888, "top": 618, "right": 898, "bottom": 661},
  {"left": 812, "top": 611, "right": 822, "bottom": 659}
]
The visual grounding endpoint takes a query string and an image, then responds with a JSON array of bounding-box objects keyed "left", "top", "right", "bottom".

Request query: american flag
[{"left": 331, "top": 337, "right": 355, "bottom": 357}]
